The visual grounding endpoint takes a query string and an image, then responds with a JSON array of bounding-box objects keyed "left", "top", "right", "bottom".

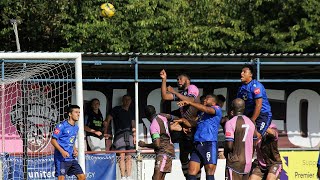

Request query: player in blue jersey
[
  {"left": 177, "top": 94, "right": 222, "bottom": 180},
  {"left": 237, "top": 64, "right": 272, "bottom": 138},
  {"left": 51, "top": 105, "right": 86, "bottom": 180}
]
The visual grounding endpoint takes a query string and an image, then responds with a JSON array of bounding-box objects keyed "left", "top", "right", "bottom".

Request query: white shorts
[{"left": 87, "top": 136, "right": 106, "bottom": 151}]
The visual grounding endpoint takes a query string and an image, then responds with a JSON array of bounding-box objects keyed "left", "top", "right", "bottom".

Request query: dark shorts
[
  {"left": 256, "top": 112, "right": 272, "bottom": 135},
  {"left": 155, "top": 154, "right": 173, "bottom": 173},
  {"left": 113, "top": 131, "right": 134, "bottom": 150},
  {"left": 190, "top": 141, "right": 218, "bottom": 165},
  {"left": 54, "top": 159, "right": 84, "bottom": 177},
  {"left": 251, "top": 164, "right": 282, "bottom": 179}
]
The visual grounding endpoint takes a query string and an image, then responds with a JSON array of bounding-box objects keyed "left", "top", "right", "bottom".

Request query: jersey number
[{"left": 241, "top": 124, "right": 250, "bottom": 142}]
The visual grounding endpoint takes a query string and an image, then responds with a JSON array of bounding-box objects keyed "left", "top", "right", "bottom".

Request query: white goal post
[{"left": 0, "top": 52, "right": 85, "bottom": 177}]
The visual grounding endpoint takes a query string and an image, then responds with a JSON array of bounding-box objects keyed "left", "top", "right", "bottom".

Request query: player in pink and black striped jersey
[
  {"left": 224, "top": 98, "right": 256, "bottom": 180},
  {"left": 250, "top": 123, "right": 282, "bottom": 180},
  {"left": 139, "top": 105, "right": 179, "bottom": 180},
  {"left": 160, "top": 69, "right": 201, "bottom": 179}
]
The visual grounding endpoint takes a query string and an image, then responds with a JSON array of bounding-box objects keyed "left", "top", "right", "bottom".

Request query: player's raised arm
[{"left": 160, "top": 69, "right": 174, "bottom": 100}]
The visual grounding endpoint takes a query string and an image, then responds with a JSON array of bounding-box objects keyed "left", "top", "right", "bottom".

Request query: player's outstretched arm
[
  {"left": 169, "top": 88, "right": 195, "bottom": 102},
  {"left": 174, "top": 118, "right": 197, "bottom": 127},
  {"left": 159, "top": 113, "right": 179, "bottom": 122},
  {"left": 138, "top": 139, "right": 160, "bottom": 150},
  {"left": 178, "top": 101, "right": 216, "bottom": 115}
]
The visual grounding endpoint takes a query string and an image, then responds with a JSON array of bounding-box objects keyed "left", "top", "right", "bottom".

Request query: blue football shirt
[
  {"left": 194, "top": 105, "right": 222, "bottom": 142},
  {"left": 52, "top": 120, "right": 79, "bottom": 161},
  {"left": 237, "top": 79, "right": 271, "bottom": 116}
]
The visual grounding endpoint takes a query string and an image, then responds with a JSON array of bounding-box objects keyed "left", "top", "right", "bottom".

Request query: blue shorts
[
  {"left": 256, "top": 112, "right": 272, "bottom": 135},
  {"left": 54, "top": 159, "right": 84, "bottom": 177},
  {"left": 190, "top": 141, "right": 217, "bottom": 165},
  {"left": 317, "top": 154, "right": 320, "bottom": 167}
]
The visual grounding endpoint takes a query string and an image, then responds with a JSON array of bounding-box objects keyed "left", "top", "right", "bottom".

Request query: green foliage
[{"left": 0, "top": 0, "right": 320, "bottom": 52}]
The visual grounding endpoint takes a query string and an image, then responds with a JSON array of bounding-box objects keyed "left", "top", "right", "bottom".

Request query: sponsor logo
[
  {"left": 242, "top": 93, "right": 248, "bottom": 100},
  {"left": 54, "top": 128, "right": 60, "bottom": 134},
  {"left": 254, "top": 88, "right": 261, "bottom": 95}
]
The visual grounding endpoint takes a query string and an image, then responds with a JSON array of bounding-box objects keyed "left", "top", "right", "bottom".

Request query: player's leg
[
  {"left": 202, "top": 141, "right": 218, "bottom": 179},
  {"left": 152, "top": 167, "right": 162, "bottom": 180},
  {"left": 76, "top": 174, "right": 86, "bottom": 180},
  {"left": 153, "top": 154, "right": 171, "bottom": 180},
  {"left": 266, "top": 164, "right": 281, "bottom": 180},
  {"left": 242, "top": 173, "right": 249, "bottom": 180},
  {"left": 67, "top": 160, "right": 85, "bottom": 180},
  {"left": 57, "top": 176, "right": 65, "bottom": 180},
  {"left": 188, "top": 161, "right": 201, "bottom": 180},
  {"left": 249, "top": 165, "right": 263, "bottom": 180},
  {"left": 255, "top": 112, "right": 272, "bottom": 138},
  {"left": 249, "top": 174, "right": 262, "bottom": 180},
  {"left": 55, "top": 160, "right": 70, "bottom": 180},
  {"left": 188, "top": 143, "right": 203, "bottom": 180},
  {"left": 180, "top": 138, "right": 193, "bottom": 178}
]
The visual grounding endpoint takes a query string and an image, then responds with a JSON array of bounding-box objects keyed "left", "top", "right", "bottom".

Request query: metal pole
[
  {"left": 1, "top": 61, "right": 5, "bottom": 153},
  {"left": 21, "top": 64, "right": 28, "bottom": 180},
  {"left": 75, "top": 55, "right": 86, "bottom": 172},
  {"left": 256, "top": 58, "right": 260, "bottom": 80},
  {"left": 10, "top": 19, "right": 21, "bottom": 52},
  {"left": 133, "top": 57, "right": 139, "bottom": 151}
]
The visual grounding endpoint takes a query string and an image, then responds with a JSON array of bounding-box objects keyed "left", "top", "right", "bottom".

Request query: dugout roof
[
  {"left": 1, "top": 52, "right": 320, "bottom": 80},
  {"left": 81, "top": 52, "right": 320, "bottom": 81}
]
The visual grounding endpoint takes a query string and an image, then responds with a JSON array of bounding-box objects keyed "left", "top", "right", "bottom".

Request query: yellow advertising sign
[{"left": 280, "top": 151, "right": 319, "bottom": 180}]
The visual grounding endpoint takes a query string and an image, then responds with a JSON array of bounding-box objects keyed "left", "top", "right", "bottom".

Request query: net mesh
[{"left": 0, "top": 61, "right": 75, "bottom": 179}]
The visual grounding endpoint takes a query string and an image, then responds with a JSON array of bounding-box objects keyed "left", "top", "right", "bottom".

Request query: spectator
[
  {"left": 84, "top": 98, "right": 105, "bottom": 151},
  {"left": 105, "top": 95, "right": 135, "bottom": 180}
]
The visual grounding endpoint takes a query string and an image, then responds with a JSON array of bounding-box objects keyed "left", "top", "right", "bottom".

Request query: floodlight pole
[{"left": 10, "top": 19, "right": 21, "bottom": 52}]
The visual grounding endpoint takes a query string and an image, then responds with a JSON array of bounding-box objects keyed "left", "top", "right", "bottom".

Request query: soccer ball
[{"left": 100, "top": 3, "right": 115, "bottom": 18}]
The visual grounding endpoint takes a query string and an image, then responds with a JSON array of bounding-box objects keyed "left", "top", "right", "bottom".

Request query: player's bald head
[{"left": 232, "top": 98, "right": 245, "bottom": 114}]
